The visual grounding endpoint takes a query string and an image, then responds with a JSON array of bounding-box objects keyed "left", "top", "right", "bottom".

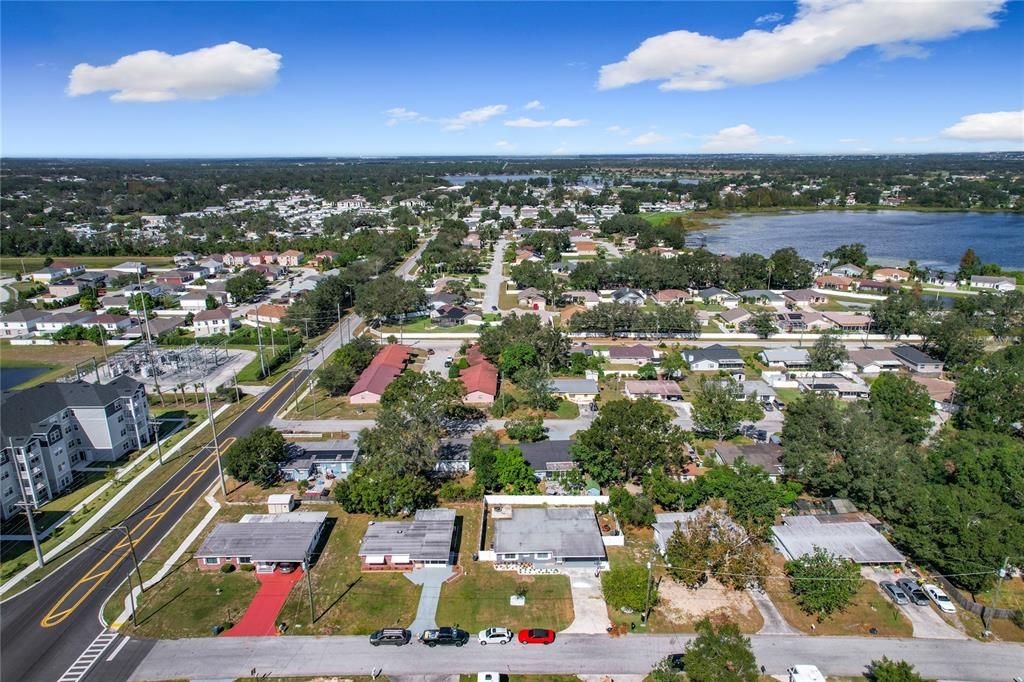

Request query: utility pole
[
  {"left": 204, "top": 386, "right": 227, "bottom": 495},
  {"left": 135, "top": 271, "right": 162, "bottom": 402},
  {"left": 987, "top": 556, "right": 1010, "bottom": 632},
  {"left": 255, "top": 314, "right": 267, "bottom": 378},
  {"left": 642, "top": 560, "right": 653, "bottom": 625},
  {"left": 114, "top": 524, "right": 144, "bottom": 594},
  {"left": 303, "top": 318, "right": 311, "bottom": 340},
  {"left": 150, "top": 420, "right": 164, "bottom": 464},
  {"left": 97, "top": 326, "right": 109, "bottom": 380},
  {"left": 10, "top": 438, "right": 44, "bottom": 568},
  {"left": 304, "top": 559, "right": 315, "bottom": 624},
  {"left": 337, "top": 302, "right": 343, "bottom": 346}
]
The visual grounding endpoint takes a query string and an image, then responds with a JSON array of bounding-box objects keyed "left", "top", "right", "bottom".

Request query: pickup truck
[{"left": 420, "top": 627, "right": 470, "bottom": 647}]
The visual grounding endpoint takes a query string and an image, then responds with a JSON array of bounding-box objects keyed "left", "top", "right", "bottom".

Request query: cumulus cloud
[
  {"left": 384, "top": 107, "right": 422, "bottom": 126},
  {"left": 524, "top": 100, "right": 544, "bottom": 110},
  {"left": 941, "top": 110, "right": 1024, "bottom": 142},
  {"left": 442, "top": 104, "right": 507, "bottom": 131},
  {"left": 701, "top": 124, "right": 792, "bottom": 151},
  {"left": 630, "top": 132, "right": 671, "bottom": 146},
  {"left": 598, "top": 0, "right": 1004, "bottom": 91},
  {"left": 755, "top": 12, "right": 784, "bottom": 24},
  {"left": 504, "top": 117, "right": 588, "bottom": 128},
  {"left": 607, "top": 125, "right": 631, "bottom": 135},
  {"left": 67, "top": 41, "right": 281, "bottom": 102}
]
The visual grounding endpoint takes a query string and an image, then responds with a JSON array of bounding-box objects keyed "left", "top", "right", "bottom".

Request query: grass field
[
  {"left": 0, "top": 255, "right": 174, "bottom": 274},
  {"left": 0, "top": 343, "right": 109, "bottom": 387},
  {"left": 436, "top": 503, "right": 574, "bottom": 633}
]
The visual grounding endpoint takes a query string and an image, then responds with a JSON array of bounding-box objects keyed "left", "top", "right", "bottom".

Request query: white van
[{"left": 788, "top": 665, "right": 826, "bottom": 682}]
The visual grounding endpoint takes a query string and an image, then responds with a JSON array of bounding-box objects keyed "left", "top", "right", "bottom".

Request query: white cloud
[
  {"left": 630, "top": 132, "right": 672, "bottom": 146},
  {"left": 504, "top": 117, "right": 588, "bottom": 128},
  {"left": 384, "top": 107, "right": 422, "bottom": 126},
  {"left": 442, "top": 104, "right": 507, "bottom": 131},
  {"left": 607, "top": 125, "right": 631, "bottom": 135},
  {"left": 838, "top": 137, "right": 861, "bottom": 144},
  {"left": 67, "top": 41, "right": 281, "bottom": 102},
  {"left": 598, "top": 0, "right": 1004, "bottom": 91},
  {"left": 495, "top": 140, "right": 514, "bottom": 149},
  {"left": 524, "top": 100, "right": 544, "bottom": 110},
  {"left": 941, "top": 110, "right": 1024, "bottom": 142},
  {"left": 755, "top": 12, "right": 784, "bottom": 25},
  {"left": 701, "top": 124, "right": 792, "bottom": 151},
  {"left": 877, "top": 42, "right": 931, "bottom": 60}
]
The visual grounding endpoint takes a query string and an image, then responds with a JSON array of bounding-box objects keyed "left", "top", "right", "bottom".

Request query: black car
[
  {"left": 665, "top": 653, "right": 685, "bottom": 671},
  {"left": 369, "top": 628, "right": 412, "bottom": 646},
  {"left": 897, "top": 578, "right": 930, "bottom": 606},
  {"left": 420, "top": 627, "right": 470, "bottom": 647}
]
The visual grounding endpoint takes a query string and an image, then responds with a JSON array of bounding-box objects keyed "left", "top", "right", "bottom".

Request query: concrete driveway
[
  {"left": 408, "top": 340, "right": 464, "bottom": 375},
  {"left": 561, "top": 569, "right": 611, "bottom": 634},
  {"left": 405, "top": 566, "right": 456, "bottom": 635},
  {"left": 749, "top": 589, "right": 799, "bottom": 635},
  {"left": 862, "top": 568, "right": 967, "bottom": 640}
]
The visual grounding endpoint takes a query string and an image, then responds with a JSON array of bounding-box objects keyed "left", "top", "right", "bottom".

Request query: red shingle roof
[
  {"left": 348, "top": 364, "right": 401, "bottom": 398},
  {"left": 460, "top": 361, "right": 498, "bottom": 397}
]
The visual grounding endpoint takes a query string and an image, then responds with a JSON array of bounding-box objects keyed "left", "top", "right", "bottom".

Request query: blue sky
[{"left": 2, "top": 1, "right": 1022, "bottom": 157}]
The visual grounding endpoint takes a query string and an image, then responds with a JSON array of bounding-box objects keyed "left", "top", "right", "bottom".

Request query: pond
[
  {"left": 703, "top": 210, "right": 1024, "bottom": 270},
  {"left": 0, "top": 366, "right": 48, "bottom": 390}
]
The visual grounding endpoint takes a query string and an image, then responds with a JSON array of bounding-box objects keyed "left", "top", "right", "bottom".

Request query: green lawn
[
  {"left": 774, "top": 387, "right": 803, "bottom": 404},
  {"left": 379, "top": 318, "right": 478, "bottom": 334},
  {"left": 0, "top": 255, "right": 175, "bottom": 274},
  {"left": 975, "top": 577, "right": 1024, "bottom": 612},
  {"left": 436, "top": 503, "right": 574, "bottom": 632}
]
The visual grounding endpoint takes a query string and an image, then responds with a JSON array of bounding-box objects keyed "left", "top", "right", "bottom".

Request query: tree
[
  {"left": 608, "top": 486, "right": 656, "bottom": 526},
  {"left": 768, "top": 247, "right": 813, "bottom": 289},
  {"left": 500, "top": 341, "right": 539, "bottom": 380},
  {"left": 660, "top": 348, "right": 686, "bottom": 379},
  {"left": 870, "top": 291, "right": 927, "bottom": 339},
  {"left": 494, "top": 446, "right": 537, "bottom": 494},
  {"left": 958, "top": 247, "right": 981, "bottom": 280},
  {"left": 808, "top": 330, "right": 849, "bottom": 371},
  {"left": 919, "top": 312, "right": 983, "bottom": 370},
  {"left": 785, "top": 547, "right": 861, "bottom": 618},
  {"left": 469, "top": 430, "right": 501, "bottom": 491},
  {"left": 223, "top": 427, "right": 288, "bottom": 488},
  {"left": 747, "top": 311, "right": 777, "bottom": 339},
  {"left": 824, "top": 243, "right": 868, "bottom": 267},
  {"left": 682, "top": 618, "right": 759, "bottom": 682},
  {"left": 316, "top": 336, "right": 378, "bottom": 396},
  {"left": 648, "top": 658, "right": 684, "bottom": 682},
  {"left": 691, "top": 378, "right": 764, "bottom": 441},
  {"left": 868, "top": 657, "right": 930, "bottom": 682},
  {"left": 79, "top": 287, "right": 98, "bottom": 311},
  {"left": 504, "top": 416, "right": 546, "bottom": 442},
  {"left": 664, "top": 505, "right": 768, "bottom": 589},
  {"left": 601, "top": 563, "right": 654, "bottom": 613},
  {"left": 333, "top": 466, "right": 434, "bottom": 516},
  {"left": 204, "top": 294, "right": 219, "bottom": 310},
  {"left": 637, "top": 362, "right": 658, "bottom": 379},
  {"left": 954, "top": 345, "right": 1024, "bottom": 434},
  {"left": 515, "top": 366, "right": 556, "bottom": 410},
  {"left": 128, "top": 292, "right": 156, "bottom": 313},
  {"left": 225, "top": 269, "right": 268, "bottom": 302},
  {"left": 355, "top": 274, "right": 427, "bottom": 329},
  {"left": 572, "top": 398, "right": 688, "bottom": 484},
  {"left": 869, "top": 372, "right": 934, "bottom": 444}
]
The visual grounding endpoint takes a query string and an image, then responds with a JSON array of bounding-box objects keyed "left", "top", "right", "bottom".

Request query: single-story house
[
  {"left": 821, "top": 312, "right": 872, "bottom": 332},
  {"left": 848, "top": 348, "right": 902, "bottom": 374},
  {"left": 514, "top": 248, "right": 542, "bottom": 263},
  {"left": 517, "top": 287, "right": 547, "bottom": 311},
  {"left": 831, "top": 263, "right": 864, "bottom": 278},
  {"left": 32, "top": 266, "right": 70, "bottom": 284},
  {"left": 774, "top": 311, "right": 835, "bottom": 332},
  {"left": 772, "top": 515, "right": 903, "bottom": 564},
  {"left": 0, "top": 308, "right": 50, "bottom": 337},
  {"left": 714, "top": 442, "right": 784, "bottom": 482},
  {"left": 737, "top": 289, "right": 785, "bottom": 305},
  {"left": 892, "top": 345, "right": 944, "bottom": 375},
  {"left": 192, "top": 307, "right": 232, "bottom": 337},
  {"left": 348, "top": 344, "right": 414, "bottom": 404},
  {"left": 195, "top": 511, "right": 328, "bottom": 573},
  {"left": 683, "top": 344, "right": 744, "bottom": 371},
  {"left": 610, "top": 288, "right": 645, "bottom": 306},
  {"left": 247, "top": 303, "right": 289, "bottom": 325},
  {"left": 795, "top": 372, "right": 870, "bottom": 400},
  {"left": 815, "top": 275, "right": 856, "bottom": 292},
  {"left": 624, "top": 379, "right": 683, "bottom": 401},
  {"left": 280, "top": 441, "right": 358, "bottom": 482},
  {"left": 574, "top": 240, "right": 598, "bottom": 255},
  {"left": 358, "top": 508, "right": 456, "bottom": 570},
  {"left": 698, "top": 287, "right": 740, "bottom": 307},
  {"left": 719, "top": 307, "right": 751, "bottom": 327},
  {"left": 515, "top": 440, "right": 576, "bottom": 479},
  {"left": 653, "top": 289, "right": 691, "bottom": 305},
  {"left": 548, "top": 378, "right": 599, "bottom": 404},
  {"left": 460, "top": 360, "right": 499, "bottom": 404},
  {"left": 36, "top": 311, "right": 96, "bottom": 334},
  {"left": 653, "top": 507, "right": 741, "bottom": 556},
  {"left": 857, "top": 280, "right": 900, "bottom": 293},
  {"left": 759, "top": 347, "right": 811, "bottom": 369},
  {"left": 969, "top": 275, "right": 1015, "bottom": 291},
  {"left": 174, "top": 251, "right": 198, "bottom": 265},
  {"left": 608, "top": 344, "right": 656, "bottom": 365},
  {"left": 493, "top": 507, "right": 606, "bottom": 567},
  {"left": 910, "top": 376, "right": 957, "bottom": 413},
  {"left": 872, "top": 268, "right": 911, "bottom": 283},
  {"left": 549, "top": 261, "right": 579, "bottom": 275},
  {"left": 112, "top": 261, "right": 148, "bottom": 275},
  {"left": 783, "top": 289, "right": 829, "bottom": 309},
  {"left": 155, "top": 270, "right": 194, "bottom": 287},
  {"left": 431, "top": 305, "right": 481, "bottom": 327}
]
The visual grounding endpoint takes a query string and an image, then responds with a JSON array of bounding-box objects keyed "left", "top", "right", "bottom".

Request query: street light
[
  {"left": 203, "top": 384, "right": 228, "bottom": 496},
  {"left": 112, "top": 524, "right": 145, "bottom": 595}
]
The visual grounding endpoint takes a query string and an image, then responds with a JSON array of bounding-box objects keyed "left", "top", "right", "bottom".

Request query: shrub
[
  {"left": 239, "top": 563, "right": 256, "bottom": 572},
  {"left": 438, "top": 480, "right": 482, "bottom": 502},
  {"left": 1011, "top": 609, "right": 1024, "bottom": 630},
  {"left": 220, "top": 563, "right": 236, "bottom": 573}
]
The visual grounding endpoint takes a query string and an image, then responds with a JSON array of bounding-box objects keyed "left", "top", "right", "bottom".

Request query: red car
[{"left": 517, "top": 628, "right": 555, "bottom": 645}]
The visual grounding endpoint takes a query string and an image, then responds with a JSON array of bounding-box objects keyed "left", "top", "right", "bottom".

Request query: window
[
  {"left": 502, "top": 553, "right": 518, "bottom": 561},
  {"left": 239, "top": 556, "right": 251, "bottom": 563},
  {"left": 204, "top": 558, "right": 219, "bottom": 565},
  {"left": 535, "top": 552, "right": 551, "bottom": 560}
]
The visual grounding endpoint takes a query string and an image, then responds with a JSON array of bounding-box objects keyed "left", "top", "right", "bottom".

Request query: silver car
[{"left": 881, "top": 581, "right": 909, "bottom": 605}]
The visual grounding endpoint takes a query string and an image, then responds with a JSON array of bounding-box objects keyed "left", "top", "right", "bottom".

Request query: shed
[{"left": 267, "top": 493, "right": 295, "bottom": 514}]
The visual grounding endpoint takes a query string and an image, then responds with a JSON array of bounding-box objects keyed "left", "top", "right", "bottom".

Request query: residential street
[
  {"left": 482, "top": 237, "right": 506, "bottom": 312},
  {"left": 125, "top": 633, "right": 1024, "bottom": 681}
]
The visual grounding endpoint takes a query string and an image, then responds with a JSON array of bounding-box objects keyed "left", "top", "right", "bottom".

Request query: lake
[
  {"left": 702, "top": 210, "right": 1024, "bottom": 270},
  {"left": 0, "top": 366, "right": 47, "bottom": 390},
  {"left": 442, "top": 174, "right": 697, "bottom": 187}
]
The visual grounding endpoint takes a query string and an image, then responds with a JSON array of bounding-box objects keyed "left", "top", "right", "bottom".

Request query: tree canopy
[{"left": 223, "top": 427, "right": 288, "bottom": 488}]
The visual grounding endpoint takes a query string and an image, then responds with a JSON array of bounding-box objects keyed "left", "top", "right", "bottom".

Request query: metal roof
[
  {"left": 358, "top": 508, "right": 455, "bottom": 562},
  {"left": 548, "top": 378, "right": 598, "bottom": 394},
  {"left": 772, "top": 515, "right": 903, "bottom": 564},
  {"left": 194, "top": 516, "right": 325, "bottom": 562},
  {"left": 493, "top": 507, "right": 606, "bottom": 559}
]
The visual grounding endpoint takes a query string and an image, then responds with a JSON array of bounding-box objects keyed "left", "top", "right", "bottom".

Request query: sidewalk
[{"left": 225, "top": 569, "right": 305, "bottom": 637}]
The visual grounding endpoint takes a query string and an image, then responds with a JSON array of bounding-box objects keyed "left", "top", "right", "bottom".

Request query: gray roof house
[
  {"left": 493, "top": 507, "right": 606, "bottom": 565},
  {"left": 514, "top": 440, "right": 576, "bottom": 478},
  {"left": 714, "top": 442, "right": 784, "bottom": 481},
  {"left": 831, "top": 263, "right": 865, "bottom": 277},
  {"left": 772, "top": 515, "right": 903, "bottom": 564},
  {"left": 892, "top": 345, "right": 944, "bottom": 375},
  {"left": 610, "top": 288, "right": 646, "bottom": 305},
  {"left": 698, "top": 287, "right": 740, "bottom": 305},
  {"left": 608, "top": 344, "right": 656, "bottom": 362},
  {"left": 358, "top": 508, "right": 456, "bottom": 568},
  {"left": 758, "top": 347, "right": 811, "bottom": 369},
  {"left": 682, "top": 344, "right": 744, "bottom": 371},
  {"left": 194, "top": 511, "right": 328, "bottom": 573},
  {"left": 653, "top": 508, "right": 742, "bottom": 556},
  {"left": 548, "top": 378, "right": 599, "bottom": 403},
  {"left": 738, "top": 289, "right": 785, "bottom": 305}
]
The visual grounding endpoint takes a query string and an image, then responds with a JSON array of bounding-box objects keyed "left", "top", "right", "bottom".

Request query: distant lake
[
  {"left": 442, "top": 174, "right": 697, "bottom": 187},
  {"left": 703, "top": 210, "right": 1024, "bottom": 270},
  {"left": 0, "top": 366, "right": 47, "bottom": 390}
]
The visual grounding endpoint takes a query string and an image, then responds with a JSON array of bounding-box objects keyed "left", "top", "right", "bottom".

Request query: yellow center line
[
  {"left": 256, "top": 373, "right": 298, "bottom": 413},
  {"left": 40, "top": 436, "right": 237, "bottom": 628}
]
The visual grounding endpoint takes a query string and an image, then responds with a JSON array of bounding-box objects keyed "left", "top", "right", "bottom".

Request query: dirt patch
[{"left": 656, "top": 577, "right": 763, "bottom": 632}]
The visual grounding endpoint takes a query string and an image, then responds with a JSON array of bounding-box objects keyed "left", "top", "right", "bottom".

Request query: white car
[
  {"left": 477, "top": 627, "right": 513, "bottom": 645},
  {"left": 923, "top": 583, "right": 956, "bottom": 613}
]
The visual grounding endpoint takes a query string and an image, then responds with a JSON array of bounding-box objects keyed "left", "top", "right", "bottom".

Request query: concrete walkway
[
  {"left": 562, "top": 569, "right": 612, "bottom": 634},
  {"left": 750, "top": 589, "right": 799, "bottom": 635},
  {"left": 404, "top": 566, "right": 455, "bottom": 635}
]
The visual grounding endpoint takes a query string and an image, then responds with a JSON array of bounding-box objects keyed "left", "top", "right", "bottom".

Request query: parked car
[
  {"left": 420, "top": 627, "right": 470, "bottom": 647},
  {"left": 763, "top": 402, "right": 774, "bottom": 412},
  {"left": 517, "top": 628, "right": 555, "bottom": 645},
  {"left": 491, "top": 305, "right": 498, "bottom": 312},
  {"left": 923, "top": 583, "right": 956, "bottom": 613},
  {"left": 665, "top": 654, "right": 685, "bottom": 671},
  {"left": 369, "top": 628, "right": 411, "bottom": 646},
  {"left": 754, "top": 429, "right": 768, "bottom": 442},
  {"left": 880, "top": 581, "right": 909, "bottom": 606},
  {"left": 277, "top": 562, "right": 299, "bottom": 574},
  {"left": 478, "top": 627, "right": 513, "bottom": 645},
  {"left": 897, "top": 578, "right": 930, "bottom": 606}
]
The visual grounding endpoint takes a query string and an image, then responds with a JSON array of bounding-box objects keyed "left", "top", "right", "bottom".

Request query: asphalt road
[
  {"left": 0, "top": 364, "right": 312, "bottom": 682},
  {"left": 127, "top": 633, "right": 1024, "bottom": 681}
]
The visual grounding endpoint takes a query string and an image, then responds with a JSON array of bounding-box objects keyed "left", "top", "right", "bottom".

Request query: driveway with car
[
  {"left": 405, "top": 566, "right": 456, "bottom": 635},
  {"left": 863, "top": 569, "right": 967, "bottom": 640}
]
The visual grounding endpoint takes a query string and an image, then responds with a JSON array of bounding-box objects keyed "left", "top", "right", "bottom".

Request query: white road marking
[
  {"left": 105, "top": 634, "right": 130, "bottom": 661},
  {"left": 57, "top": 631, "right": 119, "bottom": 682}
]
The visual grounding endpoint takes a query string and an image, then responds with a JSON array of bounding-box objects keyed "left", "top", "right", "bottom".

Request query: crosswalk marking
[{"left": 58, "top": 631, "right": 120, "bottom": 682}]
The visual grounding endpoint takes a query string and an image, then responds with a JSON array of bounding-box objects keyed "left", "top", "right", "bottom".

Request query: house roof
[
  {"left": 653, "top": 508, "right": 741, "bottom": 554},
  {"left": 624, "top": 380, "right": 683, "bottom": 397},
  {"left": 892, "top": 345, "right": 941, "bottom": 366},
  {"left": 784, "top": 289, "right": 823, "bottom": 301},
  {"left": 194, "top": 514, "right": 326, "bottom": 562},
  {"left": 737, "top": 289, "right": 784, "bottom": 302},
  {"left": 874, "top": 268, "right": 909, "bottom": 277},
  {"left": 911, "top": 376, "right": 956, "bottom": 403},
  {"left": 1, "top": 377, "right": 143, "bottom": 442},
  {"left": 373, "top": 344, "right": 414, "bottom": 368},
  {"left": 460, "top": 361, "right": 498, "bottom": 397},
  {"left": 821, "top": 312, "right": 872, "bottom": 326},
  {"left": 518, "top": 287, "right": 546, "bottom": 300},
  {"left": 1, "top": 308, "right": 50, "bottom": 323},
  {"left": 685, "top": 344, "right": 742, "bottom": 364},
  {"left": 608, "top": 344, "right": 654, "bottom": 360},
  {"left": 358, "top": 508, "right": 455, "bottom": 562},
  {"left": 653, "top": 289, "right": 690, "bottom": 302},
  {"left": 760, "top": 347, "right": 810, "bottom": 364},
  {"left": 194, "top": 306, "right": 231, "bottom": 322},
  {"left": 714, "top": 442, "right": 783, "bottom": 474},
  {"left": 548, "top": 378, "right": 598, "bottom": 394},
  {"left": 698, "top": 287, "right": 737, "bottom": 299},
  {"left": 970, "top": 275, "right": 1015, "bottom": 284},
  {"left": 848, "top": 348, "right": 899, "bottom": 367},
  {"left": 513, "top": 440, "right": 574, "bottom": 472},
  {"left": 833, "top": 263, "right": 864, "bottom": 274},
  {"left": 249, "top": 303, "right": 289, "bottom": 320},
  {"left": 91, "top": 313, "right": 130, "bottom": 324},
  {"left": 719, "top": 308, "right": 751, "bottom": 323},
  {"left": 465, "top": 345, "right": 487, "bottom": 366},
  {"left": 772, "top": 515, "right": 903, "bottom": 564},
  {"left": 493, "top": 507, "right": 605, "bottom": 559},
  {"left": 611, "top": 287, "right": 644, "bottom": 300},
  {"left": 348, "top": 363, "right": 402, "bottom": 397}
]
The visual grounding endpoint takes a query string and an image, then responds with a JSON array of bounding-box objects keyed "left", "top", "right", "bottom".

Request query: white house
[
  {"left": 970, "top": 275, "right": 1015, "bottom": 291},
  {"left": 0, "top": 308, "right": 50, "bottom": 337},
  {"left": 192, "top": 306, "right": 233, "bottom": 337}
]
